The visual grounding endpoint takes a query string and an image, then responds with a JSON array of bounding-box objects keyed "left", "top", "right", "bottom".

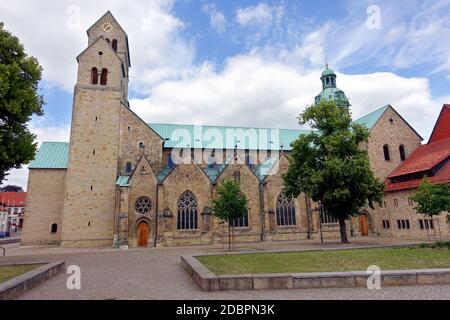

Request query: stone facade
[
  {"left": 22, "top": 12, "right": 449, "bottom": 248},
  {"left": 22, "top": 169, "right": 66, "bottom": 245},
  {"left": 366, "top": 108, "right": 422, "bottom": 180}
]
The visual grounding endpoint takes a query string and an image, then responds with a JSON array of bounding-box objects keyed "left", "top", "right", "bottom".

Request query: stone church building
[{"left": 22, "top": 12, "right": 450, "bottom": 248}]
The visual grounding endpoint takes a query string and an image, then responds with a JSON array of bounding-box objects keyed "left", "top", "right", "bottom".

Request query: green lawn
[
  {"left": 197, "top": 247, "right": 450, "bottom": 275},
  {"left": 0, "top": 265, "right": 42, "bottom": 284}
]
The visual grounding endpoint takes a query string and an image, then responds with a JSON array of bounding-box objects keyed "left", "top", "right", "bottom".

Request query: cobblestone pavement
[{"left": 1, "top": 237, "right": 449, "bottom": 300}]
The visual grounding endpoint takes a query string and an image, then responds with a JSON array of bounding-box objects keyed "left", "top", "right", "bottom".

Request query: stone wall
[
  {"left": 22, "top": 169, "right": 66, "bottom": 245},
  {"left": 119, "top": 106, "right": 164, "bottom": 175},
  {"left": 367, "top": 107, "right": 422, "bottom": 180},
  {"left": 159, "top": 164, "right": 213, "bottom": 246},
  {"left": 215, "top": 163, "right": 263, "bottom": 243},
  {"left": 61, "top": 87, "right": 122, "bottom": 248},
  {"left": 375, "top": 189, "right": 450, "bottom": 238},
  {"left": 127, "top": 155, "right": 159, "bottom": 247}
]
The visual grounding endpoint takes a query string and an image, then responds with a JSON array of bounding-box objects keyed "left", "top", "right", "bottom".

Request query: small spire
[{"left": 325, "top": 56, "right": 328, "bottom": 69}]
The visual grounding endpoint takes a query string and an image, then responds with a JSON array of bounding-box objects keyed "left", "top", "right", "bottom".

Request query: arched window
[
  {"left": 112, "top": 39, "right": 118, "bottom": 52},
  {"left": 91, "top": 67, "right": 98, "bottom": 85},
  {"left": 51, "top": 223, "right": 58, "bottom": 234},
  {"left": 231, "top": 212, "right": 249, "bottom": 228},
  {"left": 135, "top": 197, "right": 152, "bottom": 215},
  {"left": 100, "top": 68, "right": 108, "bottom": 85},
  {"left": 276, "top": 193, "right": 296, "bottom": 226},
  {"left": 399, "top": 145, "right": 406, "bottom": 161},
  {"left": 383, "top": 144, "right": 391, "bottom": 161},
  {"left": 125, "top": 162, "right": 132, "bottom": 174},
  {"left": 177, "top": 191, "right": 198, "bottom": 230}
]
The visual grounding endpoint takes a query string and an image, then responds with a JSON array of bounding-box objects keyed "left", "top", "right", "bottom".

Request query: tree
[
  {"left": 0, "top": 22, "right": 44, "bottom": 184},
  {"left": 0, "top": 185, "right": 24, "bottom": 192},
  {"left": 410, "top": 179, "right": 450, "bottom": 238},
  {"left": 283, "top": 100, "right": 385, "bottom": 243},
  {"left": 212, "top": 179, "right": 249, "bottom": 250}
]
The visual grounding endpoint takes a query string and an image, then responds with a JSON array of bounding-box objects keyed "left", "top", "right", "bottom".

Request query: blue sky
[{"left": 1, "top": 0, "right": 450, "bottom": 188}]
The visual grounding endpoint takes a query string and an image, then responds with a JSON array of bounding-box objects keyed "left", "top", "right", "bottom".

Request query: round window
[{"left": 135, "top": 197, "right": 152, "bottom": 215}]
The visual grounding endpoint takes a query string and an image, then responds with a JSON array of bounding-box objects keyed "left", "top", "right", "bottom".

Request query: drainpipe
[
  {"left": 154, "top": 183, "right": 160, "bottom": 247},
  {"left": 305, "top": 195, "right": 313, "bottom": 240},
  {"left": 259, "top": 182, "right": 265, "bottom": 242}
]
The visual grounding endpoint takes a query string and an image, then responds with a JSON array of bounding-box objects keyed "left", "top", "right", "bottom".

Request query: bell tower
[{"left": 61, "top": 12, "right": 131, "bottom": 247}]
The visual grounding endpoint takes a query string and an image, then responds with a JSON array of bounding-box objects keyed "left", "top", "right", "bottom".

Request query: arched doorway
[
  {"left": 137, "top": 221, "right": 149, "bottom": 247},
  {"left": 359, "top": 215, "right": 369, "bottom": 236}
]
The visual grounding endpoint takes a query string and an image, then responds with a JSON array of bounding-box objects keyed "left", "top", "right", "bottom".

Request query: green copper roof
[
  {"left": 253, "top": 156, "right": 279, "bottom": 181},
  {"left": 148, "top": 123, "right": 311, "bottom": 151},
  {"left": 353, "top": 105, "right": 389, "bottom": 129},
  {"left": 29, "top": 142, "right": 69, "bottom": 169},
  {"left": 116, "top": 175, "right": 130, "bottom": 187},
  {"left": 156, "top": 166, "right": 175, "bottom": 183},
  {"left": 29, "top": 106, "right": 390, "bottom": 171},
  {"left": 321, "top": 67, "right": 336, "bottom": 77}
]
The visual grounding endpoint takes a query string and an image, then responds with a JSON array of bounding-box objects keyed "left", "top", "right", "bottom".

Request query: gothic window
[
  {"left": 276, "top": 193, "right": 297, "bottom": 226},
  {"left": 177, "top": 191, "right": 198, "bottom": 230},
  {"left": 231, "top": 213, "right": 249, "bottom": 228},
  {"left": 100, "top": 68, "right": 108, "bottom": 85},
  {"left": 383, "top": 144, "right": 391, "bottom": 161},
  {"left": 125, "top": 162, "right": 132, "bottom": 174},
  {"left": 112, "top": 39, "right": 118, "bottom": 52},
  {"left": 135, "top": 197, "right": 152, "bottom": 215},
  {"left": 399, "top": 145, "right": 406, "bottom": 161},
  {"left": 91, "top": 67, "right": 98, "bottom": 85},
  {"left": 51, "top": 223, "right": 58, "bottom": 234}
]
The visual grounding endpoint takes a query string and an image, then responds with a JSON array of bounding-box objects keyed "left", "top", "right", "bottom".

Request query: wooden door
[
  {"left": 137, "top": 222, "right": 149, "bottom": 247},
  {"left": 359, "top": 215, "right": 369, "bottom": 236}
]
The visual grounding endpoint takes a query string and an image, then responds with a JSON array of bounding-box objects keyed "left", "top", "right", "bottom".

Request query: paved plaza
[{"left": 1, "top": 237, "right": 449, "bottom": 300}]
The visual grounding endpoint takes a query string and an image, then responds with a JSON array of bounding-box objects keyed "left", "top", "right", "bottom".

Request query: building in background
[{"left": 0, "top": 192, "right": 27, "bottom": 237}]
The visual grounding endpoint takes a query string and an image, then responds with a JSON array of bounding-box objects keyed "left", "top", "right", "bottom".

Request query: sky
[{"left": 1, "top": 0, "right": 450, "bottom": 189}]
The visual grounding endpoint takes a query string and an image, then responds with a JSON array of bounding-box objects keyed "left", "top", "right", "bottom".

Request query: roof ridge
[
  {"left": 354, "top": 105, "right": 389, "bottom": 121},
  {"left": 148, "top": 122, "right": 310, "bottom": 132}
]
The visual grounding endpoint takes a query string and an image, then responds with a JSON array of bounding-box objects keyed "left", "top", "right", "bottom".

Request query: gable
[
  {"left": 371, "top": 105, "right": 423, "bottom": 141},
  {"left": 429, "top": 104, "right": 450, "bottom": 144},
  {"left": 86, "top": 11, "right": 131, "bottom": 67}
]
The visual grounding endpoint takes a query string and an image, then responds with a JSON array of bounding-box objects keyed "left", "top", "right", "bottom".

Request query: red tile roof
[
  {"left": 388, "top": 138, "right": 450, "bottom": 178},
  {"left": 0, "top": 192, "right": 27, "bottom": 207},
  {"left": 385, "top": 159, "right": 450, "bottom": 192},
  {"left": 429, "top": 104, "right": 450, "bottom": 144},
  {"left": 385, "top": 104, "right": 450, "bottom": 192}
]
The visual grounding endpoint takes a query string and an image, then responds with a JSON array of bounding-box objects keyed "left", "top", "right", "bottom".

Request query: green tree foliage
[
  {"left": 0, "top": 22, "right": 44, "bottom": 184},
  {"left": 212, "top": 179, "right": 249, "bottom": 250},
  {"left": 283, "top": 100, "right": 385, "bottom": 243},
  {"left": 410, "top": 178, "right": 450, "bottom": 218}
]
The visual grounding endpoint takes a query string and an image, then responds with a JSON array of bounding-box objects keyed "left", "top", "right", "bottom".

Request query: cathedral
[{"left": 22, "top": 12, "right": 450, "bottom": 248}]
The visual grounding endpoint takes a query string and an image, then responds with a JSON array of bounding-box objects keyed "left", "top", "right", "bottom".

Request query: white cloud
[
  {"left": 1, "top": 121, "right": 71, "bottom": 190},
  {"left": 235, "top": 3, "right": 284, "bottom": 27},
  {"left": 3, "top": 0, "right": 450, "bottom": 190},
  {"left": 202, "top": 3, "right": 226, "bottom": 34},
  {"left": 0, "top": 0, "right": 192, "bottom": 92},
  {"left": 131, "top": 50, "right": 448, "bottom": 143}
]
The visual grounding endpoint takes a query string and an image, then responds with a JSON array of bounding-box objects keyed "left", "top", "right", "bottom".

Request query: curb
[
  {"left": 0, "top": 261, "right": 65, "bottom": 300},
  {"left": 181, "top": 255, "right": 450, "bottom": 291}
]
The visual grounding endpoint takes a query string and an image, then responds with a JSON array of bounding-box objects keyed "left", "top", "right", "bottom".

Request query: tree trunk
[{"left": 338, "top": 217, "right": 349, "bottom": 244}]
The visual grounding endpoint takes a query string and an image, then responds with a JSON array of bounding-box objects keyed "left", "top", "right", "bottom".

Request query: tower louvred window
[
  {"left": 100, "top": 68, "right": 108, "bottom": 85},
  {"left": 91, "top": 67, "right": 98, "bottom": 84}
]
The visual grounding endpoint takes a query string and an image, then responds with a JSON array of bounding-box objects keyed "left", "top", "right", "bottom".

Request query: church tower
[
  {"left": 314, "top": 64, "right": 350, "bottom": 108},
  {"left": 61, "top": 12, "right": 131, "bottom": 247}
]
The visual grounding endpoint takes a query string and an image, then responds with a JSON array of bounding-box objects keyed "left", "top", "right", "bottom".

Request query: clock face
[{"left": 102, "top": 22, "right": 113, "bottom": 32}]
